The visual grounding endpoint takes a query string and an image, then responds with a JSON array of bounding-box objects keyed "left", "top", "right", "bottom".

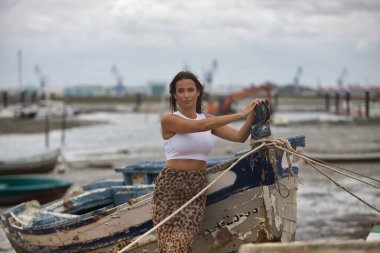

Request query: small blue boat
[{"left": 0, "top": 176, "right": 72, "bottom": 206}]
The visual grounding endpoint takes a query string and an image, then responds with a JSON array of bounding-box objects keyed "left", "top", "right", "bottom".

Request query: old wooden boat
[
  {"left": 0, "top": 134, "right": 304, "bottom": 252},
  {"left": 0, "top": 176, "right": 72, "bottom": 206},
  {"left": 0, "top": 148, "right": 60, "bottom": 175},
  {"left": 0, "top": 100, "right": 306, "bottom": 252}
]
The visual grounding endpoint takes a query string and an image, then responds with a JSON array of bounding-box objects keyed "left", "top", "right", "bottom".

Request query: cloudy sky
[{"left": 0, "top": 0, "right": 379, "bottom": 90}]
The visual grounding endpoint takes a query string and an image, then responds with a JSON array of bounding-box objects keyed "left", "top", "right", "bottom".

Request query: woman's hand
[{"left": 238, "top": 98, "right": 264, "bottom": 119}]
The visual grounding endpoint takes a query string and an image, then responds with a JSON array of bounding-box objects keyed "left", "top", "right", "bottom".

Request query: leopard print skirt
[{"left": 152, "top": 167, "right": 207, "bottom": 253}]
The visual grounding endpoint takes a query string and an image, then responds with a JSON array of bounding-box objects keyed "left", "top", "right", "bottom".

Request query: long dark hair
[{"left": 169, "top": 71, "right": 204, "bottom": 113}]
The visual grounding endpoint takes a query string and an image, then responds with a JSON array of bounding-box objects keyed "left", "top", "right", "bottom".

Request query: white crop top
[{"left": 164, "top": 111, "right": 213, "bottom": 161}]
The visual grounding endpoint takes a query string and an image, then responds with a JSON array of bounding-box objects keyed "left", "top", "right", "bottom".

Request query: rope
[
  {"left": 253, "top": 136, "right": 380, "bottom": 211},
  {"left": 305, "top": 160, "right": 380, "bottom": 213},
  {"left": 117, "top": 143, "right": 267, "bottom": 253},
  {"left": 273, "top": 144, "right": 380, "bottom": 213},
  {"left": 265, "top": 146, "right": 290, "bottom": 198},
  {"left": 302, "top": 154, "right": 380, "bottom": 184},
  {"left": 252, "top": 136, "right": 302, "bottom": 185},
  {"left": 117, "top": 135, "right": 380, "bottom": 252},
  {"left": 275, "top": 145, "right": 380, "bottom": 189},
  {"left": 303, "top": 154, "right": 380, "bottom": 188}
]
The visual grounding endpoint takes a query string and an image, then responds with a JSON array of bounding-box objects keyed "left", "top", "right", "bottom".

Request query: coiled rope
[{"left": 117, "top": 135, "right": 380, "bottom": 253}]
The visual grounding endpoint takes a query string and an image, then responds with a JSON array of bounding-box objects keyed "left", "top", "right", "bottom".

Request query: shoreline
[
  {"left": 1, "top": 109, "right": 380, "bottom": 135},
  {"left": 0, "top": 117, "right": 106, "bottom": 134}
]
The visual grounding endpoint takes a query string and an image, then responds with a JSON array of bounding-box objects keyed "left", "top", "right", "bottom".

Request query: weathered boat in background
[
  {"left": 0, "top": 148, "right": 60, "bottom": 175},
  {"left": 0, "top": 176, "right": 72, "bottom": 206},
  {"left": 0, "top": 100, "right": 306, "bottom": 252},
  {"left": 304, "top": 151, "right": 380, "bottom": 163}
]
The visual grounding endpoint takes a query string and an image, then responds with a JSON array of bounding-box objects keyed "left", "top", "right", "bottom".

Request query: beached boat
[
  {"left": 0, "top": 176, "right": 72, "bottom": 206},
  {"left": 0, "top": 108, "right": 14, "bottom": 119},
  {"left": 0, "top": 100, "right": 306, "bottom": 252},
  {"left": 3, "top": 104, "right": 39, "bottom": 119},
  {"left": 0, "top": 133, "right": 305, "bottom": 252},
  {"left": 0, "top": 149, "right": 60, "bottom": 175},
  {"left": 304, "top": 151, "right": 380, "bottom": 163}
]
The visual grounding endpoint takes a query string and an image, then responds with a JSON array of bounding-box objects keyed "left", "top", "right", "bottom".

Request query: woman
[{"left": 152, "top": 71, "right": 262, "bottom": 253}]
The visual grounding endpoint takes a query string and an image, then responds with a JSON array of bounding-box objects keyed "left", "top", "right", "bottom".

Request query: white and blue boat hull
[{"left": 1, "top": 135, "right": 304, "bottom": 253}]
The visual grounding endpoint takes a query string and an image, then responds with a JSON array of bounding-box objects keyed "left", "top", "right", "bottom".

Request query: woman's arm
[
  {"left": 161, "top": 99, "right": 261, "bottom": 140},
  {"left": 161, "top": 111, "right": 244, "bottom": 135},
  {"left": 210, "top": 112, "right": 254, "bottom": 143}
]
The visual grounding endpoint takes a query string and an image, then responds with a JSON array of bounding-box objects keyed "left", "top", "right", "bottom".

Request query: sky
[{"left": 0, "top": 0, "right": 379, "bottom": 90}]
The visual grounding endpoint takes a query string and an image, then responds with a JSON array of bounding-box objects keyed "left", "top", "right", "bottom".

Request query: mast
[{"left": 17, "top": 50, "right": 23, "bottom": 89}]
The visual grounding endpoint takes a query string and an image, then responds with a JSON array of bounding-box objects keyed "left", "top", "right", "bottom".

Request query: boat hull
[
  {"left": 2, "top": 177, "right": 297, "bottom": 253},
  {"left": 0, "top": 177, "right": 72, "bottom": 206},
  {"left": 0, "top": 186, "right": 70, "bottom": 206},
  {"left": 1, "top": 136, "right": 305, "bottom": 253},
  {"left": 112, "top": 177, "right": 297, "bottom": 253},
  {"left": 0, "top": 149, "right": 60, "bottom": 175}
]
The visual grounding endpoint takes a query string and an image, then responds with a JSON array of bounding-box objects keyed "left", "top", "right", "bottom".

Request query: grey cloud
[
  {"left": 256, "top": 0, "right": 380, "bottom": 15},
  {"left": 0, "top": 0, "right": 379, "bottom": 87}
]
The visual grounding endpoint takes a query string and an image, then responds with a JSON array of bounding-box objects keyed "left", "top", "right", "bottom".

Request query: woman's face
[{"left": 174, "top": 79, "right": 199, "bottom": 110}]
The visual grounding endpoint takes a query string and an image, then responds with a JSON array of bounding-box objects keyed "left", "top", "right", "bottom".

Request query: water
[
  {"left": 0, "top": 112, "right": 164, "bottom": 160},
  {"left": 296, "top": 162, "right": 379, "bottom": 241},
  {"left": 0, "top": 111, "right": 379, "bottom": 252}
]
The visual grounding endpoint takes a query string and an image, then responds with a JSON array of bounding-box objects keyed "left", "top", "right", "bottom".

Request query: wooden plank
[{"left": 239, "top": 240, "right": 380, "bottom": 253}]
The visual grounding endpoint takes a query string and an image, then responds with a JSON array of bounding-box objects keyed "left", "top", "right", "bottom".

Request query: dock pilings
[{"left": 326, "top": 90, "right": 371, "bottom": 118}]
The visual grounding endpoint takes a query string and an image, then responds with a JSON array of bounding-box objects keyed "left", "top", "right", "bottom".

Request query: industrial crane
[
  {"left": 34, "top": 65, "right": 46, "bottom": 90},
  {"left": 293, "top": 66, "right": 302, "bottom": 94},
  {"left": 211, "top": 82, "right": 272, "bottom": 114},
  {"left": 337, "top": 67, "right": 348, "bottom": 87},
  {"left": 111, "top": 65, "right": 123, "bottom": 87}
]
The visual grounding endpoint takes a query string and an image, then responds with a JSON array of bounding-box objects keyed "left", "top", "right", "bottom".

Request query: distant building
[
  {"left": 125, "top": 85, "right": 150, "bottom": 96},
  {"left": 63, "top": 82, "right": 168, "bottom": 97},
  {"left": 148, "top": 82, "right": 166, "bottom": 97},
  {"left": 274, "top": 83, "right": 315, "bottom": 96},
  {"left": 64, "top": 84, "right": 107, "bottom": 97}
]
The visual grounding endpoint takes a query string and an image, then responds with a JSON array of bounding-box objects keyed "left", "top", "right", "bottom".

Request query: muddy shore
[{"left": 0, "top": 117, "right": 106, "bottom": 134}]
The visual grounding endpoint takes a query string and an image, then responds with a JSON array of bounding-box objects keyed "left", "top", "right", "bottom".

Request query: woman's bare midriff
[{"left": 165, "top": 159, "right": 206, "bottom": 171}]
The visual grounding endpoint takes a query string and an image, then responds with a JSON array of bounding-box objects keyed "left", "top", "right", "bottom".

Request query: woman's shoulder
[
  {"left": 161, "top": 112, "right": 181, "bottom": 122},
  {"left": 161, "top": 112, "right": 173, "bottom": 120}
]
